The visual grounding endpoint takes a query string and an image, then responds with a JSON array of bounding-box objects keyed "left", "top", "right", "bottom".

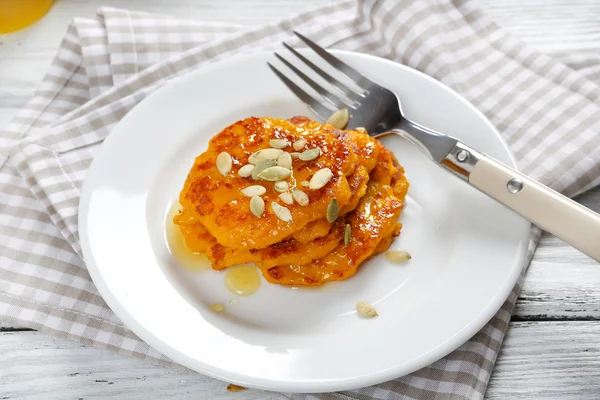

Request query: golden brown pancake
[{"left": 173, "top": 116, "right": 409, "bottom": 286}]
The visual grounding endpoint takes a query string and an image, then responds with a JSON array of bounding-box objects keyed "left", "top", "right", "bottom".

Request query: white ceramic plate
[{"left": 79, "top": 50, "right": 530, "bottom": 393}]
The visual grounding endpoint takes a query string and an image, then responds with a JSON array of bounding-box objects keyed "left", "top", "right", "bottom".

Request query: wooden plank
[
  {"left": 1, "top": 322, "right": 599, "bottom": 399},
  {"left": 0, "top": 331, "right": 282, "bottom": 400},
  {"left": 514, "top": 187, "right": 600, "bottom": 320},
  {"left": 488, "top": 321, "right": 600, "bottom": 399}
]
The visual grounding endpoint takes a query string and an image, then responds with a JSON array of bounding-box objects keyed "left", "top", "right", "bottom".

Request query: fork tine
[
  {"left": 282, "top": 42, "right": 364, "bottom": 100},
  {"left": 293, "top": 31, "right": 370, "bottom": 87},
  {"left": 274, "top": 53, "right": 354, "bottom": 111},
  {"left": 268, "top": 63, "right": 334, "bottom": 120}
]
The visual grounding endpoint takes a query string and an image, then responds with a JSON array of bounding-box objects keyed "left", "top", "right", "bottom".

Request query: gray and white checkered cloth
[{"left": 2, "top": 1, "right": 600, "bottom": 399}]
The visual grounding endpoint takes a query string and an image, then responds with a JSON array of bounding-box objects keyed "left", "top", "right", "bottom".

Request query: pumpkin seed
[
  {"left": 326, "top": 108, "right": 349, "bottom": 129},
  {"left": 385, "top": 250, "right": 412, "bottom": 263},
  {"left": 326, "top": 198, "right": 339, "bottom": 222},
  {"left": 278, "top": 192, "right": 294, "bottom": 205},
  {"left": 292, "top": 189, "right": 309, "bottom": 206},
  {"left": 241, "top": 185, "right": 266, "bottom": 197},
  {"left": 269, "top": 139, "right": 289, "bottom": 149},
  {"left": 216, "top": 152, "right": 232, "bottom": 176},
  {"left": 301, "top": 181, "right": 310, "bottom": 187},
  {"left": 249, "top": 195, "right": 265, "bottom": 217},
  {"left": 356, "top": 302, "right": 378, "bottom": 318},
  {"left": 274, "top": 181, "right": 289, "bottom": 193},
  {"left": 238, "top": 164, "right": 255, "bottom": 178},
  {"left": 209, "top": 303, "right": 224, "bottom": 313},
  {"left": 257, "top": 166, "right": 292, "bottom": 181},
  {"left": 344, "top": 224, "right": 351, "bottom": 246},
  {"left": 271, "top": 202, "right": 293, "bottom": 222},
  {"left": 293, "top": 138, "right": 307, "bottom": 151},
  {"left": 276, "top": 152, "right": 292, "bottom": 169},
  {"left": 299, "top": 148, "right": 320, "bottom": 161},
  {"left": 309, "top": 168, "right": 333, "bottom": 189},
  {"left": 226, "top": 384, "right": 247, "bottom": 392},
  {"left": 290, "top": 152, "right": 301, "bottom": 160},
  {"left": 248, "top": 148, "right": 283, "bottom": 164},
  {"left": 251, "top": 159, "right": 276, "bottom": 180}
]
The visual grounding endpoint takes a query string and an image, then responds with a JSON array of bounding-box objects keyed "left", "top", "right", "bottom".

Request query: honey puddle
[
  {"left": 225, "top": 265, "right": 261, "bottom": 296},
  {"left": 165, "top": 203, "right": 210, "bottom": 272}
]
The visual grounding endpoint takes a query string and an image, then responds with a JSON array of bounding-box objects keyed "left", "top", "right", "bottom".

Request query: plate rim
[{"left": 79, "top": 49, "right": 530, "bottom": 392}]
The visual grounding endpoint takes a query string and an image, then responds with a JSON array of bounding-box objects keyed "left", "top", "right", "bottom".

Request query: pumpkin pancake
[
  {"left": 176, "top": 117, "right": 360, "bottom": 250},
  {"left": 260, "top": 145, "right": 409, "bottom": 286}
]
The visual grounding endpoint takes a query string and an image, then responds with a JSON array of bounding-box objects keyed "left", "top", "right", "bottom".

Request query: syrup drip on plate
[{"left": 165, "top": 203, "right": 210, "bottom": 272}]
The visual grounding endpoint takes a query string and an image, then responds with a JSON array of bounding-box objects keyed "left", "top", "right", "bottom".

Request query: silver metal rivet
[
  {"left": 507, "top": 178, "right": 524, "bottom": 194},
  {"left": 456, "top": 150, "right": 469, "bottom": 162}
]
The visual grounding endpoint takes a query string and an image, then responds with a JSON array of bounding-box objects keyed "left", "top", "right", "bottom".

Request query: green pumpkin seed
[
  {"left": 248, "top": 148, "right": 283, "bottom": 164},
  {"left": 326, "top": 108, "right": 349, "bottom": 129},
  {"left": 269, "top": 139, "right": 289, "bottom": 149},
  {"left": 309, "top": 168, "right": 333, "bottom": 189},
  {"left": 249, "top": 196, "right": 265, "bottom": 217},
  {"left": 278, "top": 192, "right": 294, "bottom": 205},
  {"left": 251, "top": 159, "right": 276, "bottom": 180},
  {"left": 292, "top": 189, "right": 309, "bottom": 206},
  {"left": 276, "top": 152, "right": 292, "bottom": 169},
  {"left": 257, "top": 166, "right": 292, "bottom": 181},
  {"left": 356, "top": 302, "right": 378, "bottom": 318},
  {"left": 385, "top": 250, "right": 412, "bottom": 263},
  {"left": 238, "top": 164, "right": 255, "bottom": 178},
  {"left": 241, "top": 185, "right": 266, "bottom": 197},
  {"left": 293, "top": 138, "right": 307, "bottom": 151},
  {"left": 299, "top": 148, "right": 320, "bottom": 161},
  {"left": 271, "top": 202, "right": 293, "bottom": 222},
  {"left": 274, "top": 181, "right": 289, "bottom": 193},
  {"left": 216, "top": 152, "right": 232, "bottom": 176},
  {"left": 344, "top": 224, "right": 351, "bottom": 246},
  {"left": 326, "top": 198, "right": 338, "bottom": 222}
]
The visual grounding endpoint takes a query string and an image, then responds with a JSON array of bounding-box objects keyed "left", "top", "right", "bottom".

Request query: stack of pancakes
[{"left": 174, "top": 116, "right": 409, "bottom": 286}]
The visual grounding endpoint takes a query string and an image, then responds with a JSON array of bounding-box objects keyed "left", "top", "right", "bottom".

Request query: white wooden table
[{"left": 1, "top": 1, "right": 599, "bottom": 399}]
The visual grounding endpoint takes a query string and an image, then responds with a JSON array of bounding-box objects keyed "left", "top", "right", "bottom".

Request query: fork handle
[{"left": 451, "top": 150, "right": 600, "bottom": 261}]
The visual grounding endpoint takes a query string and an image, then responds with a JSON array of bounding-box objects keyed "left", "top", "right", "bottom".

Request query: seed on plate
[
  {"left": 292, "top": 189, "right": 309, "bottom": 206},
  {"left": 241, "top": 185, "right": 266, "bottom": 197},
  {"left": 278, "top": 192, "right": 294, "bottom": 205},
  {"left": 209, "top": 303, "right": 224, "bottom": 313},
  {"left": 249, "top": 195, "right": 265, "bottom": 217},
  {"left": 356, "top": 302, "right": 378, "bottom": 318},
  {"left": 326, "top": 108, "right": 350, "bottom": 129},
  {"left": 276, "top": 152, "right": 292, "bottom": 169},
  {"left": 251, "top": 158, "right": 276, "bottom": 180},
  {"left": 293, "top": 138, "right": 307, "bottom": 151},
  {"left": 290, "top": 152, "right": 301, "bottom": 160},
  {"left": 269, "top": 139, "right": 289, "bottom": 149},
  {"left": 257, "top": 166, "right": 292, "bottom": 181},
  {"left": 274, "top": 181, "right": 289, "bottom": 193},
  {"left": 299, "top": 148, "right": 320, "bottom": 161},
  {"left": 355, "top": 127, "right": 368, "bottom": 135},
  {"left": 301, "top": 181, "right": 310, "bottom": 187},
  {"left": 238, "top": 164, "right": 255, "bottom": 178},
  {"left": 248, "top": 148, "right": 283, "bottom": 164},
  {"left": 271, "top": 202, "right": 293, "bottom": 222},
  {"left": 226, "top": 384, "right": 247, "bottom": 392},
  {"left": 344, "top": 224, "right": 351, "bottom": 246},
  {"left": 385, "top": 250, "right": 412, "bottom": 263},
  {"left": 216, "top": 152, "right": 232, "bottom": 176},
  {"left": 229, "top": 299, "right": 238, "bottom": 306},
  {"left": 326, "top": 198, "right": 339, "bottom": 222},
  {"left": 309, "top": 168, "right": 333, "bottom": 189}
]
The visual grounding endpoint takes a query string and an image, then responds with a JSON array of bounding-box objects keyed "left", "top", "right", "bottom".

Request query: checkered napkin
[{"left": 2, "top": 1, "right": 600, "bottom": 399}]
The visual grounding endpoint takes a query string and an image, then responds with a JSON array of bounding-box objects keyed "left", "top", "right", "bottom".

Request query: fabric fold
[{"left": 1, "top": 1, "right": 599, "bottom": 399}]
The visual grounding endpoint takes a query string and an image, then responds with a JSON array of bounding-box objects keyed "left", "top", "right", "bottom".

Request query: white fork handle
[{"left": 469, "top": 156, "right": 600, "bottom": 261}]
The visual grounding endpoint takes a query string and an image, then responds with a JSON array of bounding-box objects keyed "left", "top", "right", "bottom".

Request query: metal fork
[{"left": 269, "top": 31, "right": 600, "bottom": 262}]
